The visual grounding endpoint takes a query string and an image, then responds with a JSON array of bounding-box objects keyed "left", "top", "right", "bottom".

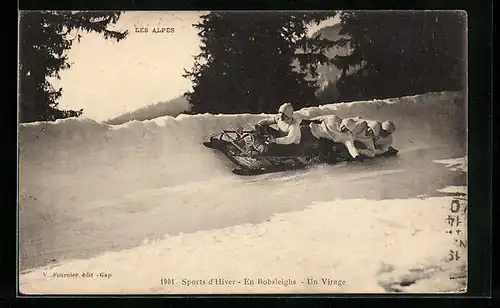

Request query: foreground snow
[{"left": 20, "top": 194, "right": 467, "bottom": 294}]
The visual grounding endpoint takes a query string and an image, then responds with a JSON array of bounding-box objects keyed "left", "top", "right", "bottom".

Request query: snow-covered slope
[{"left": 18, "top": 91, "right": 467, "bottom": 294}]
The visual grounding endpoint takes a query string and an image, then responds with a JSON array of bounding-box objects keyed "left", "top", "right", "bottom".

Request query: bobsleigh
[{"left": 203, "top": 125, "right": 352, "bottom": 175}]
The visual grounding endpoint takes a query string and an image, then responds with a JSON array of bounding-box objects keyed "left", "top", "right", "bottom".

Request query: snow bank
[
  {"left": 105, "top": 95, "right": 191, "bottom": 125},
  {"left": 19, "top": 91, "right": 465, "bottom": 183},
  {"left": 19, "top": 195, "right": 467, "bottom": 294}
]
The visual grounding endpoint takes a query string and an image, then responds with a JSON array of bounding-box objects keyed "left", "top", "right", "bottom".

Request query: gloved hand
[
  {"left": 354, "top": 155, "right": 365, "bottom": 162},
  {"left": 387, "top": 146, "right": 399, "bottom": 154},
  {"left": 265, "top": 136, "right": 276, "bottom": 144}
]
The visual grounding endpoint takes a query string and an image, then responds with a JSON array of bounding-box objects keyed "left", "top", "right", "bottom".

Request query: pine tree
[
  {"left": 331, "top": 11, "right": 467, "bottom": 102},
  {"left": 183, "top": 12, "right": 337, "bottom": 114},
  {"left": 19, "top": 11, "right": 128, "bottom": 123}
]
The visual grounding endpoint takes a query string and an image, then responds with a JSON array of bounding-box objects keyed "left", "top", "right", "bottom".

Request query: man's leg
[
  {"left": 297, "top": 125, "right": 323, "bottom": 157},
  {"left": 379, "top": 146, "right": 399, "bottom": 157}
]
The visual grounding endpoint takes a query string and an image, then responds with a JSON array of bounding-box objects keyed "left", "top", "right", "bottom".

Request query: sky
[{"left": 51, "top": 11, "right": 340, "bottom": 122}]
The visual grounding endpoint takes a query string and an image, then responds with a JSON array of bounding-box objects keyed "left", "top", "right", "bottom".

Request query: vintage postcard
[{"left": 18, "top": 10, "right": 468, "bottom": 294}]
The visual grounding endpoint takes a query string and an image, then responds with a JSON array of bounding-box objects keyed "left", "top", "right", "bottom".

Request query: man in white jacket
[
  {"left": 343, "top": 116, "right": 398, "bottom": 155},
  {"left": 254, "top": 102, "right": 302, "bottom": 155},
  {"left": 339, "top": 118, "right": 378, "bottom": 158},
  {"left": 375, "top": 120, "right": 398, "bottom": 155}
]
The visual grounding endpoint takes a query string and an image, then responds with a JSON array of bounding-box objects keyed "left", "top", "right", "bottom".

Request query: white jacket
[
  {"left": 257, "top": 115, "right": 302, "bottom": 145},
  {"left": 352, "top": 135, "right": 377, "bottom": 157},
  {"left": 309, "top": 115, "right": 362, "bottom": 159},
  {"left": 374, "top": 134, "right": 394, "bottom": 154}
]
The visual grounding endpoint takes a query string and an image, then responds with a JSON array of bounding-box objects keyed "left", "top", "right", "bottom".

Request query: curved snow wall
[{"left": 19, "top": 91, "right": 466, "bottom": 205}]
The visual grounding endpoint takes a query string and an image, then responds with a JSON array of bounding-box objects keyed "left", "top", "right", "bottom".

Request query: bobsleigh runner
[{"left": 202, "top": 125, "right": 398, "bottom": 176}]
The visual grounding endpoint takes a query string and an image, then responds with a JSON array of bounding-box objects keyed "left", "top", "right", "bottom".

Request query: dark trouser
[{"left": 299, "top": 125, "right": 329, "bottom": 157}]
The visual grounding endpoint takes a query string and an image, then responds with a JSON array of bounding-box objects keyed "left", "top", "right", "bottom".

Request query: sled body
[
  {"left": 203, "top": 128, "right": 398, "bottom": 176},
  {"left": 204, "top": 129, "right": 336, "bottom": 174}
]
